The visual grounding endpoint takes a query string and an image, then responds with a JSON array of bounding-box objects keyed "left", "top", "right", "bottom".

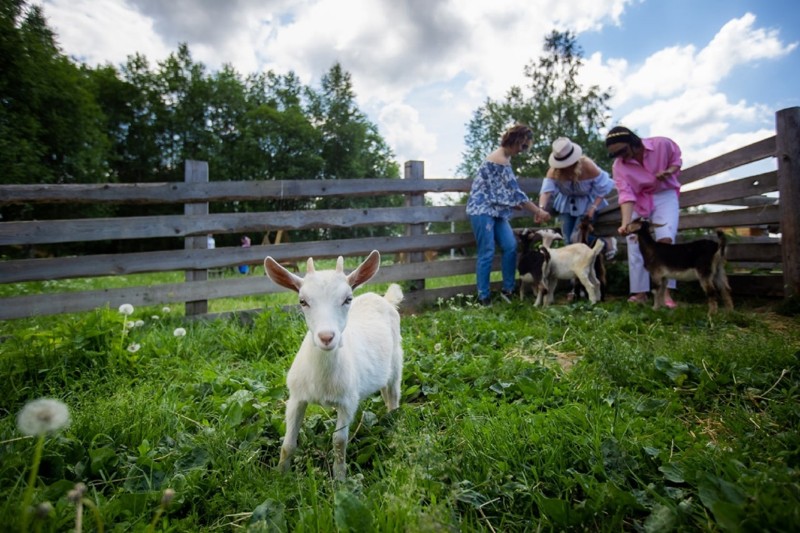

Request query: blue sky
[{"left": 37, "top": 0, "right": 799, "bottom": 183}]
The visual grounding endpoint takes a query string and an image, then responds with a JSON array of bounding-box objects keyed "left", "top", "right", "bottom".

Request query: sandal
[{"left": 627, "top": 294, "right": 648, "bottom": 304}]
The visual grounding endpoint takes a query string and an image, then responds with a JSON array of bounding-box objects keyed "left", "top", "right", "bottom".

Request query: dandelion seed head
[
  {"left": 35, "top": 501, "right": 54, "bottom": 519},
  {"left": 134, "top": 319, "right": 145, "bottom": 327},
  {"left": 162, "top": 306, "right": 171, "bottom": 313},
  {"left": 17, "top": 398, "right": 70, "bottom": 436},
  {"left": 127, "top": 343, "right": 141, "bottom": 353},
  {"left": 173, "top": 327, "right": 187, "bottom": 338},
  {"left": 161, "top": 488, "right": 176, "bottom": 506},
  {"left": 434, "top": 343, "right": 442, "bottom": 352},
  {"left": 118, "top": 303, "right": 134, "bottom": 316},
  {"left": 124, "top": 321, "right": 135, "bottom": 330},
  {"left": 151, "top": 315, "right": 160, "bottom": 320}
]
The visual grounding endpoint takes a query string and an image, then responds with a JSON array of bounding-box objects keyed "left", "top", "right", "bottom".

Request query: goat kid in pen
[
  {"left": 516, "top": 228, "right": 551, "bottom": 302},
  {"left": 570, "top": 216, "right": 608, "bottom": 302},
  {"left": 263, "top": 250, "right": 404, "bottom": 480},
  {"left": 626, "top": 220, "right": 733, "bottom": 314},
  {"left": 536, "top": 228, "right": 605, "bottom": 306}
]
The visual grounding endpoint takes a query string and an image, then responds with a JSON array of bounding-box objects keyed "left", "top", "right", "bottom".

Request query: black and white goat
[
  {"left": 626, "top": 220, "right": 733, "bottom": 313},
  {"left": 516, "top": 228, "right": 551, "bottom": 303}
]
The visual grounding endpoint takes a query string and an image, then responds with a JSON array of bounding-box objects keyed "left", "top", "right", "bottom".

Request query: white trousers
[{"left": 627, "top": 190, "right": 680, "bottom": 294}]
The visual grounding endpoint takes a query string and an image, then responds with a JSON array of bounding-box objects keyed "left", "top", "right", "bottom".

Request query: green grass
[{"left": 1, "top": 277, "right": 799, "bottom": 531}]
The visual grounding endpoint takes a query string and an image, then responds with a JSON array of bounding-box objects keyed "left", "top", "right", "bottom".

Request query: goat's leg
[
  {"left": 699, "top": 277, "right": 719, "bottom": 314},
  {"left": 575, "top": 271, "right": 599, "bottom": 304},
  {"left": 332, "top": 404, "right": 356, "bottom": 481},
  {"left": 278, "top": 397, "right": 307, "bottom": 473},
  {"left": 381, "top": 358, "right": 402, "bottom": 411},
  {"left": 715, "top": 268, "right": 734, "bottom": 310},
  {"left": 652, "top": 278, "right": 666, "bottom": 310}
]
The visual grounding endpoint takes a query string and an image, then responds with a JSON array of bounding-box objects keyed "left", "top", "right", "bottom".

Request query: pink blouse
[{"left": 612, "top": 137, "right": 682, "bottom": 217}]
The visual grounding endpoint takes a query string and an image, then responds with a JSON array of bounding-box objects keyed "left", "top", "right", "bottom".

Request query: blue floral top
[
  {"left": 539, "top": 170, "right": 615, "bottom": 217},
  {"left": 466, "top": 161, "right": 530, "bottom": 218}
]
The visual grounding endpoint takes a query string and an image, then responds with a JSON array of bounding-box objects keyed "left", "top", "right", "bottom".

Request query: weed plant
[{"left": 1, "top": 289, "right": 799, "bottom": 531}]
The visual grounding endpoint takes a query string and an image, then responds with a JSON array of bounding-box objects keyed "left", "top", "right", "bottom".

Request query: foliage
[
  {"left": 1, "top": 289, "right": 798, "bottom": 531},
  {"left": 458, "top": 30, "right": 612, "bottom": 180}
]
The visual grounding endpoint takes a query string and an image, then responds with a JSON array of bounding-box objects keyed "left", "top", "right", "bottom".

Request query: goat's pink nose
[{"left": 318, "top": 331, "right": 335, "bottom": 346}]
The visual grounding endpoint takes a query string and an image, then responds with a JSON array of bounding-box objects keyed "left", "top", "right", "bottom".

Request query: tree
[
  {"left": 0, "top": 0, "right": 110, "bottom": 187},
  {"left": 305, "top": 63, "right": 402, "bottom": 240},
  {"left": 458, "top": 30, "right": 612, "bottom": 180}
]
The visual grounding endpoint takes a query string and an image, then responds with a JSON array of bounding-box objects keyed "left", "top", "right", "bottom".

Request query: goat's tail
[
  {"left": 384, "top": 283, "right": 404, "bottom": 308},
  {"left": 590, "top": 238, "right": 605, "bottom": 259}
]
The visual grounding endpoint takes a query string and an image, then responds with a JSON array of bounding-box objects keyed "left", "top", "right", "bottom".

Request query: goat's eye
[
  {"left": 343, "top": 296, "right": 353, "bottom": 306},
  {"left": 299, "top": 298, "right": 308, "bottom": 307}
]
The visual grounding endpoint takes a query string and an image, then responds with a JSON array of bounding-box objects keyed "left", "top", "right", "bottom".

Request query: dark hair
[
  {"left": 501, "top": 124, "right": 533, "bottom": 148},
  {"left": 605, "top": 126, "right": 643, "bottom": 148}
]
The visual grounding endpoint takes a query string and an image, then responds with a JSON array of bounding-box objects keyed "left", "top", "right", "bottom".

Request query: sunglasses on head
[{"left": 608, "top": 145, "right": 629, "bottom": 159}]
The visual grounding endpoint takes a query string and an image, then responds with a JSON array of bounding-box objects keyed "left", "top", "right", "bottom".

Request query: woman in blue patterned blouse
[
  {"left": 538, "top": 137, "right": 617, "bottom": 254},
  {"left": 466, "top": 124, "right": 551, "bottom": 306}
]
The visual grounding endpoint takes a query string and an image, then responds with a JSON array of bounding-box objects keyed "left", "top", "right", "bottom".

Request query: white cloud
[{"left": 377, "top": 102, "right": 437, "bottom": 164}]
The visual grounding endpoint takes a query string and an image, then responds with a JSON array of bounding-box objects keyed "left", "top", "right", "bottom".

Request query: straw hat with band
[{"left": 549, "top": 137, "right": 583, "bottom": 168}]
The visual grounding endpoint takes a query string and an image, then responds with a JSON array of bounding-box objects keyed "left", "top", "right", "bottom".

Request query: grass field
[{"left": 1, "top": 269, "right": 799, "bottom": 531}]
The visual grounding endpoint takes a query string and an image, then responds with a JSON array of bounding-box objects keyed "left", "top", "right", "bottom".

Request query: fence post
[
  {"left": 404, "top": 160, "right": 425, "bottom": 291},
  {"left": 776, "top": 107, "right": 800, "bottom": 299},
  {"left": 184, "top": 160, "right": 210, "bottom": 315}
]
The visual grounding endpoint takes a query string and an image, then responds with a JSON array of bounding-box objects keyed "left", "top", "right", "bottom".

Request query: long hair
[{"left": 553, "top": 157, "right": 584, "bottom": 182}]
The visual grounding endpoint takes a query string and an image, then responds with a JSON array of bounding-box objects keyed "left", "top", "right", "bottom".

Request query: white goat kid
[
  {"left": 536, "top": 228, "right": 604, "bottom": 306},
  {"left": 263, "top": 250, "right": 404, "bottom": 480}
]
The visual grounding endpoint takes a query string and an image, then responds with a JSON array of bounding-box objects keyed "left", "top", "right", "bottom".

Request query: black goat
[
  {"left": 627, "top": 220, "right": 733, "bottom": 313},
  {"left": 516, "top": 228, "right": 551, "bottom": 304}
]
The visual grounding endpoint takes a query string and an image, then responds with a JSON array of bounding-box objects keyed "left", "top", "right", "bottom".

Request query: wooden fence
[{"left": 1, "top": 107, "right": 798, "bottom": 320}]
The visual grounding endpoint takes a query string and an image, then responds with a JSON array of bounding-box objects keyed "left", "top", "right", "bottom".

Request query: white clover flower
[
  {"left": 134, "top": 319, "right": 145, "bottom": 328},
  {"left": 127, "top": 343, "right": 141, "bottom": 353},
  {"left": 173, "top": 327, "right": 187, "bottom": 338},
  {"left": 162, "top": 306, "right": 171, "bottom": 314},
  {"left": 118, "top": 303, "right": 134, "bottom": 316},
  {"left": 17, "top": 398, "right": 71, "bottom": 436},
  {"left": 434, "top": 343, "right": 442, "bottom": 353}
]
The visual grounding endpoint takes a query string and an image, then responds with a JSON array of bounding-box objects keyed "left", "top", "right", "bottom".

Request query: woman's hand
[{"left": 535, "top": 209, "right": 551, "bottom": 224}]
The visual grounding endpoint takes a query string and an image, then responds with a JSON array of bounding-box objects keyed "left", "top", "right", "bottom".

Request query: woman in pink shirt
[{"left": 605, "top": 126, "right": 682, "bottom": 307}]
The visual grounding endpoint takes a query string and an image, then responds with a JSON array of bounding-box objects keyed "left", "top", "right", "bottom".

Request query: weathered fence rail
[{"left": 1, "top": 107, "right": 798, "bottom": 320}]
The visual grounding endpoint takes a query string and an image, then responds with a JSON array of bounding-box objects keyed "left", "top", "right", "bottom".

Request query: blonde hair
[{"left": 553, "top": 156, "right": 584, "bottom": 182}]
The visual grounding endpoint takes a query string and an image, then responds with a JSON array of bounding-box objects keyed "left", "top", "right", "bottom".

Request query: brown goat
[{"left": 626, "top": 220, "right": 733, "bottom": 313}]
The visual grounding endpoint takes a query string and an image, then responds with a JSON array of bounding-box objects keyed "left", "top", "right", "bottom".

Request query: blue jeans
[
  {"left": 560, "top": 212, "right": 598, "bottom": 245},
  {"left": 470, "top": 214, "right": 517, "bottom": 300}
]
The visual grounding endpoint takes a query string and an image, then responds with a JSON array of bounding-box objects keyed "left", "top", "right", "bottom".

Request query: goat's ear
[
  {"left": 347, "top": 250, "right": 380, "bottom": 289},
  {"left": 335, "top": 256, "right": 344, "bottom": 273},
  {"left": 264, "top": 257, "right": 303, "bottom": 293},
  {"left": 306, "top": 257, "right": 316, "bottom": 273}
]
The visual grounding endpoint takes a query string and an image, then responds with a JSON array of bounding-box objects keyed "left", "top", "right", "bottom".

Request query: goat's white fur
[
  {"left": 263, "top": 250, "right": 404, "bottom": 480},
  {"left": 536, "top": 229, "right": 604, "bottom": 306}
]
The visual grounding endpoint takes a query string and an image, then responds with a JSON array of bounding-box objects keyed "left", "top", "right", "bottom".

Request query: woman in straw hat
[
  {"left": 605, "top": 126, "right": 682, "bottom": 307},
  {"left": 538, "top": 137, "right": 617, "bottom": 254},
  {"left": 467, "top": 124, "right": 551, "bottom": 306}
]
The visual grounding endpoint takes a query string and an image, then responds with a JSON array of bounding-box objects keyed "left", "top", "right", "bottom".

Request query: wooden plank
[
  {"left": 0, "top": 233, "right": 478, "bottom": 283},
  {"left": 0, "top": 205, "right": 472, "bottom": 246},
  {"left": 677, "top": 205, "right": 781, "bottom": 230},
  {"left": 679, "top": 171, "right": 778, "bottom": 208},
  {"left": 0, "top": 256, "right": 478, "bottom": 320},
  {"left": 679, "top": 136, "right": 776, "bottom": 186},
  {"left": 0, "top": 177, "right": 543, "bottom": 205},
  {"left": 776, "top": 107, "right": 800, "bottom": 298},
  {"left": 184, "top": 161, "right": 209, "bottom": 316}
]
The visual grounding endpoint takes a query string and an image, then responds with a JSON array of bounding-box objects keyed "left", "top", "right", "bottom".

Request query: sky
[{"left": 35, "top": 0, "right": 800, "bottom": 185}]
